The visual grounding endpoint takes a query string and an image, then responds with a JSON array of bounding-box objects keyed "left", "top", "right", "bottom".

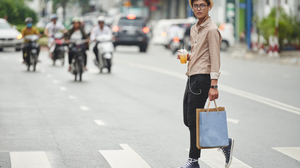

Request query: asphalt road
[{"left": 0, "top": 44, "right": 300, "bottom": 168}]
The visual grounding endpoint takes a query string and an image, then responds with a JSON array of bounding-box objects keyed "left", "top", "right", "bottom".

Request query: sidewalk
[{"left": 226, "top": 43, "right": 300, "bottom": 66}]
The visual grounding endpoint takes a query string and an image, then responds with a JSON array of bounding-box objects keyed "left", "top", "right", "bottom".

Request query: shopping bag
[{"left": 196, "top": 100, "right": 229, "bottom": 149}]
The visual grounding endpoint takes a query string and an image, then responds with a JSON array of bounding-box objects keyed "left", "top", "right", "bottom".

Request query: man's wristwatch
[{"left": 210, "top": 85, "right": 218, "bottom": 89}]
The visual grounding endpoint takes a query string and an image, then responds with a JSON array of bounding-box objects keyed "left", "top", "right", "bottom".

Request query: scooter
[
  {"left": 52, "top": 32, "right": 66, "bottom": 66},
  {"left": 170, "top": 36, "right": 182, "bottom": 55},
  {"left": 68, "top": 39, "right": 87, "bottom": 81},
  {"left": 24, "top": 35, "right": 40, "bottom": 71},
  {"left": 94, "top": 34, "right": 114, "bottom": 73}
]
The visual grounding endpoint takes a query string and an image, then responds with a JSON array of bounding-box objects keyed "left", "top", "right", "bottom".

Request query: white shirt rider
[
  {"left": 90, "top": 25, "right": 112, "bottom": 41},
  {"left": 45, "top": 21, "right": 65, "bottom": 37}
]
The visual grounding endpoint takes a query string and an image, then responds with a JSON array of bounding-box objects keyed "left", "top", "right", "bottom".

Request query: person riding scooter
[
  {"left": 66, "top": 17, "right": 89, "bottom": 71},
  {"left": 44, "top": 14, "right": 67, "bottom": 59},
  {"left": 21, "top": 17, "right": 41, "bottom": 64},
  {"left": 90, "top": 16, "right": 112, "bottom": 65}
]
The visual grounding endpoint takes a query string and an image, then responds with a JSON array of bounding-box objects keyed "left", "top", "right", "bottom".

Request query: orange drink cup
[{"left": 179, "top": 49, "right": 188, "bottom": 64}]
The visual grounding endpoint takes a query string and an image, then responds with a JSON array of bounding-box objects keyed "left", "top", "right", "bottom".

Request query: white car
[
  {"left": 151, "top": 17, "right": 197, "bottom": 47},
  {"left": 0, "top": 18, "right": 23, "bottom": 51},
  {"left": 219, "top": 23, "right": 235, "bottom": 51}
]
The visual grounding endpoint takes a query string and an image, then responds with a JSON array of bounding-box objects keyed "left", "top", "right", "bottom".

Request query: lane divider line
[
  {"left": 115, "top": 59, "right": 300, "bottom": 116},
  {"left": 60, "top": 87, "right": 66, "bottom": 91},
  {"left": 80, "top": 106, "right": 89, "bottom": 111},
  {"left": 47, "top": 74, "right": 52, "bottom": 78},
  {"left": 227, "top": 118, "right": 239, "bottom": 124},
  {"left": 68, "top": 95, "right": 76, "bottom": 99},
  {"left": 99, "top": 144, "right": 151, "bottom": 168},
  {"left": 94, "top": 120, "right": 106, "bottom": 125},
  {"left": 52, "top": 80, "right": 60, "bottom": 84}
]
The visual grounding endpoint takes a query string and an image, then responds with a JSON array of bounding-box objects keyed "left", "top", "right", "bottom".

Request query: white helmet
[
  {"left": 97, "top": 16, "right": 105, "bottom": 23},
  {"left": 72, "top": 17, "right": 81, "bottom": 23}
]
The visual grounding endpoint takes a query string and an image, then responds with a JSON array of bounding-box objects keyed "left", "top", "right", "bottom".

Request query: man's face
[
  {"left": 52, "top": 18, "right": 57, "bottom": 24},
  {"left": 192, "top": 0, "right": 210, "bottom": 19},
  {"left": 99, "top": 22, "right": 104, "bottom": 28}
]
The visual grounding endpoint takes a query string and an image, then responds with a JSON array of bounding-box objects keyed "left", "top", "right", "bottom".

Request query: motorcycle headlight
[{"left": 17, "top": 34, "right": 23, "bottom": 40}]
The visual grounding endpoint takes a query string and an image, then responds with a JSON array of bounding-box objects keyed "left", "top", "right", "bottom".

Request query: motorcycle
[
  {"left": 24, "top": 35, "right": 40, "bottom": 71},
  {"left": 170, "top": 36, "right": 182, "bottom": 55},
  {"left": 68, "top": 39, "right": 87, "bottom": 81},
  {"left": 52, "top": 32, "right": 66, "bottom": 66},
  {"left": 94, "top": 34, "right": 114, "bottom": 73}
]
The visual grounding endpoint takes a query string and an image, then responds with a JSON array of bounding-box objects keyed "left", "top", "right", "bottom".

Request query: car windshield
[
  {"left": 118, "top": 18, "right": 145, "bottom": 27},
  {"left": 0, "top": 22, "right": 12, "bottom": 29}
]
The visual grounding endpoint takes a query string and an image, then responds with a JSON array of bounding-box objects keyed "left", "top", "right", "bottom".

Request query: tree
[
  {"left": 52, "top": 0, "right": 90, "bottom": 21},
  {"left": 0, "top": 0, "right": 38, "bottom": 25}
]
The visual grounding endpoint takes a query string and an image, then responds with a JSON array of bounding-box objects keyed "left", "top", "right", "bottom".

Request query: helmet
[
  {"left": 50, "top": 14, "right": 58, "bottom": 20},
  {"left": 25, "top": 17, "right": 32, "bottom": 23},
  {"left": 189, "top": 0, "right": 214, "bottom": 9},
  {"left": 97, "top": 16, "right": 105, "bottom": 22},
  {"left": 72, "top": 17, "right": 81, "bottom": 23}
]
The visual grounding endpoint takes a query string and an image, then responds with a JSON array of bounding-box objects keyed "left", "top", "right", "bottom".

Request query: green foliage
[
  {"left": 257, "top": 7, "right": 300, "bottom": 47},
  {"left": 52, "top": 0, "right": 90, "bottom": 16},
  {"left": 0, "top": 0, "right": 38, "bottom": 25}
]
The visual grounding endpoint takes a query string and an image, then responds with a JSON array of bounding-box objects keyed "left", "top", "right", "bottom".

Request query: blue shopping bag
[{"left": 196, "top": 100, "right": 229, "bottom": 149}]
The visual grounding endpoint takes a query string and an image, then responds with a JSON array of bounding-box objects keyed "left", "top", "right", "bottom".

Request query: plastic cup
[{"left": 179, "top": 49, "right": 188, "bottom": 64}]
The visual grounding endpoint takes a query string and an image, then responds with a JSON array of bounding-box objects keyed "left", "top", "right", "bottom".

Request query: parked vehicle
[
  {"left": 112, "top": 14, "right": 150, "bottom": 52},
  {"left": 219, "top": 23, "right": 235, "bottom": 51},
  {"left": 151, "top": 18, "right": 196, "bottom": 48},
  {"left": 94, "top": 34, "right": 114, "bottom": 73},
  {"left": 170, "top": 37, "right": 183, "bottom": 55},
  {"left": 24, "top": 35, "right": 40, "bottom": 71},
  {"left": 0, "top": 18, "right": 23, "bottom": 51},
  {"left": 68, "top": 39, "right": 87, "bottom": 81},
  {"left": 52, "top": 32, "right": 66, "bottom": 66}
]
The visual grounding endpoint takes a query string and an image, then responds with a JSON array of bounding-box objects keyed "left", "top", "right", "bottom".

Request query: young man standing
[{"left": 178, "top": 0, "right": 234, "bottom": 168}]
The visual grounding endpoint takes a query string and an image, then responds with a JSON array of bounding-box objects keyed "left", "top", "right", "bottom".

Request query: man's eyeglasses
[{"left": 193, "top": 4, "right": 207, "bottom": 10}]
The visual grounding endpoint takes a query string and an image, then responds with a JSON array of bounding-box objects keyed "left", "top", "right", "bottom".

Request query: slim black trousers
[{"left": 183, "top": 74, "right": 211, "bottom": 159}]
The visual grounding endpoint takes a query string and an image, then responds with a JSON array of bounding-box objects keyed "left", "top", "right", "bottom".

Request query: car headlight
[{"left": 17, "top": 34, "right": 23, "bottom": 39}]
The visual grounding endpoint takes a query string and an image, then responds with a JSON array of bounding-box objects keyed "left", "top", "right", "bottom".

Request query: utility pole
[{"left": 275, "top": 0, "right": 281, "bottom": 37}]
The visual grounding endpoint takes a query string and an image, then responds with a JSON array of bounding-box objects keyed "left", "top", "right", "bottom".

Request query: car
[
  {"left": 219, "top": 23, "right": 235, "bottom": 51},
  {"left": 151, "top": 17, "right": 196, "bottom": 48},
  {"left": 0, "top": 18, "right": 23, "bottom": 51},
  {"left": 111, "top": 14, "right": 150, "bottom": 52}
]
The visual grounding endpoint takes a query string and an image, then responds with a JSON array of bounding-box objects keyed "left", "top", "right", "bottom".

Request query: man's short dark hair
[{"left": 192, "top": 0, "right": 211, "bottom": 6}]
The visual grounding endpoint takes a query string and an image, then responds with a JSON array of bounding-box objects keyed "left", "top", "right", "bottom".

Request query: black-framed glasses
[{"left": 193, "top": 4, "right": 207, "bottom": 10}]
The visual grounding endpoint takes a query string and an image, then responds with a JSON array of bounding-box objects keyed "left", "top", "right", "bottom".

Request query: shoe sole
[{"left": 225, "top": 138, "right": 234, "bottom": 168}]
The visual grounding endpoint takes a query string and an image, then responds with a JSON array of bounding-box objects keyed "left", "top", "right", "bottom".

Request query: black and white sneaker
[
  {"left": 220, "top": 138, "right": 234, "bottom": 168},
  {"left": 180, "top": 158, "right": 200, "bottom": 168}
]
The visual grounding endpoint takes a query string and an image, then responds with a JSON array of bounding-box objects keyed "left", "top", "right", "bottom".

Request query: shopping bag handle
[{"left": 206, "top": 100, "right": 219, "bottom": 114}]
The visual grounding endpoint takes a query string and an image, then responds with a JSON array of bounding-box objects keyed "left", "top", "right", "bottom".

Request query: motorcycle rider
[
  {"left": 44, "top": 14, "right": 67, "bottom": 59},
  {"left": 66, "top": 17, "right": 89, "bottom": 71},
  {"left": 21, "top": 17, "right": 41, "bottom": 64},
  {"left": 90, "top": 16, "right": 112, "bottom": 64}
]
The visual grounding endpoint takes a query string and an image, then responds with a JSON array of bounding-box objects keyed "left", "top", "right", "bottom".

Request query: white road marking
[
  {"left": 80, "top": 106, "right": 89, "bottom": 111},
  {"left": 10, "top": 151, "right": 51, "bottom": 168},
  {"left": 185, "top": 148, "right": 251, "bottom": 168},
  {"left": 227, "top": 118, "right": 239, "bottom": 124},
  {"left": 99, "top": 144, "right": 151, "bottom": 168},
  {"left": 273, "top": 147, "right": 300, "bottom": 162},
  {"left": 41, "top": 69, "right": 46, "bottom": 73},
  {"left": 89, "top": 69, "right": 100, "bottom": 74},
  {"left": 94, "top": 120, "right": 106, "bottom": 125},
  {"left": 47, "top": 74, "right": 52, "bottom": 78},
  {"left": 68, "top": 95, "right": 76, "bottom": 99},
  {"left": 116, "top": 59, "right": 300, "bottom": 116},
  {"left": 52, "top": 80, "right": 60, "bottom": 84},
  {"left": 60, "top": 87, "right": 66, "bottom": 91}
]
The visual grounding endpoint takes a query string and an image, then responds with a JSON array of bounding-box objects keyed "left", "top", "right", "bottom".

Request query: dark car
[{"left": 112, "top": 15, "right": 149, "bottom": 52}]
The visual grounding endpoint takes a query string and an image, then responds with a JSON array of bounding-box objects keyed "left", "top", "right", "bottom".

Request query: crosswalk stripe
[
  {"left": 99, "top": 144, "right": 151, "bottom": 168},
  {"left": 10, "top": 151, "right": 51, "bottom": 168},
  {"left": 227, "top": 118, "right": 239, "bottom": 124},
  {"left": 186, "top": 148, "right": 251, "bottom": 168},
  {"left": 272, "top": 147, "right": 300, "bottom": 162},
  {"left": 80, "top": 106, "right": 89, "bottom": 111}
]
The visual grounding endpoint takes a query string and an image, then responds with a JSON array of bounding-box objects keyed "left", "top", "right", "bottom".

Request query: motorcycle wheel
[
  {"left": 27, "top": 65, "right": 30, "bottom": 71},
  {"left": 100, "top": 68, "right": 103, "bottom": 73},
  {"left": 53, "top": 59, "right": 56, "bottom": 66},
  {"left": 74, "top": 72, "right": 77, "bottom": 81},
  {"left": 62, "top": 57, "right": 65, "bottom": 66},
  {"left": 79, "top": 63, "right": 83, "bottom": 82}
]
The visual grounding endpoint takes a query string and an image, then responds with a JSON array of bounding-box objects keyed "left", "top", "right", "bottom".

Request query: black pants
[
  {"left": 93, "top": 43, "right": 99, "bottom": 63},
  {"left": 68, "top": 52, "right": 87, "bottom": 66},
  {"left": 22, "top": 44, "right": 40, "bottom": 61},
  {"left": 183, "top": 74, "right": 211, "bottom": 159}
]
